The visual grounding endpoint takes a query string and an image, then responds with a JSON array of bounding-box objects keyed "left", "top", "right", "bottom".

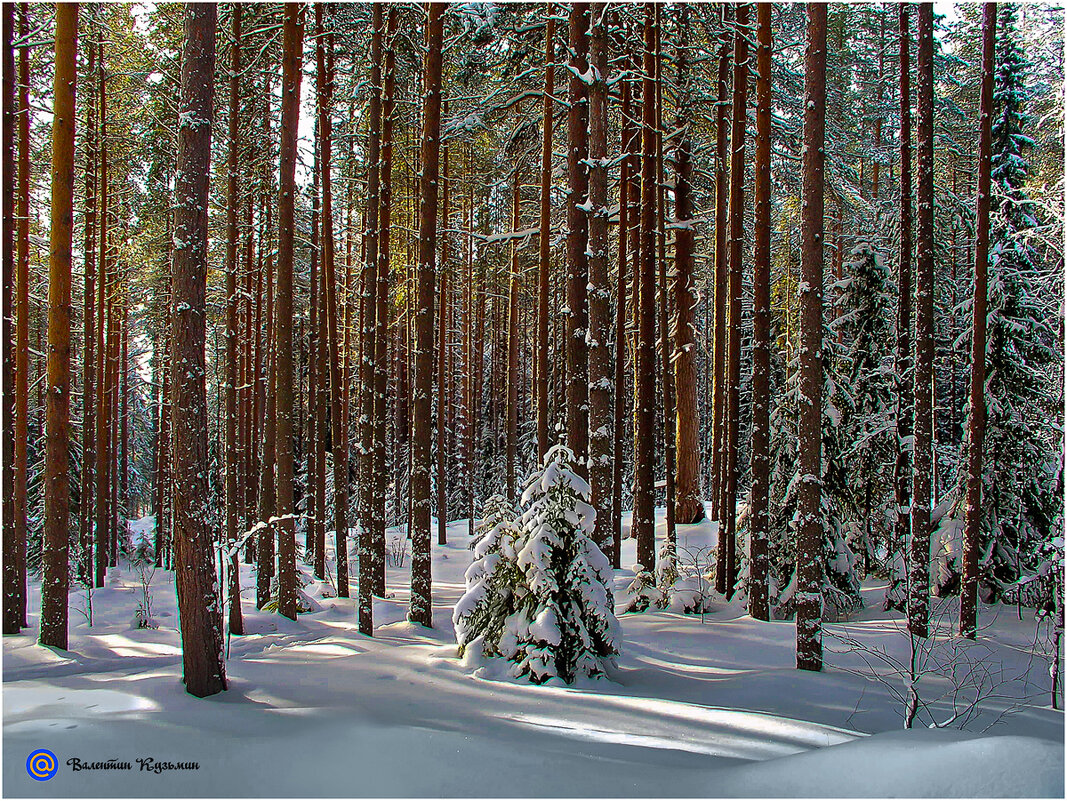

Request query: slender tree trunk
[
  {"left": 94, "top": 45, "right": 110, "bottom": 588},
  {"left": 256, "top": 72, "right": 276, "bottom": 610},
  {"left": 371, "top": 7, "right": 397, "bottom": 598},
  {"left": 409, "top": 2, "right": 444, "bottom": 628},
  {"left": 749, "top": 2, "right": 773, "bottom": 622},
  {"left": 892, "top": 4, "right": 914, "bottom": 610},
  {"left": 439, "top": 146, "right": 452, "bottom": 532},
  {"left": 275, "top": 3, "right": 304, "bottom": 621},
  {"left": 12, "top": 1, "right": 30, "bottom": 626},
  {"left": 566, "top": 2, "right": 590, "bottom": 475},
  {"left": 506, "top": 169, "right": 521, "bottom": 500},
  {"left": 719, "top": 3, "right": 749, "bottom": 599},
  {"left": 909, "top": 2, "right": 935, "bottom": 640},
  {"left": 171, "top": 2, "right": 226, "bottom": 696},
  {"left": 537, "top": 12, "right": 555, "bottom": 462},
  {"left": 632, "top": 3, "right": 658, "bottom": 574},
  {"left": 224, "top": 2, "right": 244, "bottom": 637},
  {"left": 358, "top": 3, "right": 383, "bottom": 631},
  {"left": 308, "top": 119, "right": 321, "bottom": 572},
  {"left": 709, "top": 19, "right": 731, "bottom": 535},
  {"left": 39, "top": 3, "right": 78, "bottom": 651},
  {"left": 611, "top": 51, "right": 634, "bottom": 570},
  {"left": 2, "top": 3, "right": 18, "bottom": 634},
  {"left": 796, "top": 2, "right": 827, "bottom": 673},
  {"left": 587, "top": 5, "right": 612, "bottom": 554},
  {"left": 960, "top": 3, "right": 995, "bottom": 640}
]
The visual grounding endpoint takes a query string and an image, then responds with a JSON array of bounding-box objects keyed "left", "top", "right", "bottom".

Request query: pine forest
[{"left": 2, "top": 2, "right": 1065, "bottom": 795}]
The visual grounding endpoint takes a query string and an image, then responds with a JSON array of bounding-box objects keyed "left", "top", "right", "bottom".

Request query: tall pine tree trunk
[
  {"left": 40, "top": 2, "right": 77, "bottom": 651},
  {"left": 891, "top": 5, "right": 913, "bottom": 611},
  {"left": 409, "top": 2, "right": 444, "bottom": 628},
  {"left": 587, "top": 6, "right": 612, "bottom": 554},
  {"left": 12, "top": 1, "right": 30, "bottom": 625},
  {"left": 719, "top": 3, "right": 749, "bottom": 599},
  {"left": 671, "top": 6, "right": 701, "bottom": 527},
  {"left": 566, "top": 3, "right": 590, "bottom": 475},
  {"left": 748, "top": 2, "right": 773, "bottom": 622},
  {"left": 960, "top": 2, "right": 995, "bottom": 641},
  {"left": 796, "top": 2, "right": 827, "bottom": 673},
  {"left": 632, "top": 3, "right": 658, "bottom": 574},
  {"left": 171, "top": 2, "right": 226, "bottom": 696},
  {"left": 2, "top": 3, "right": 18, "bottom": 634},
  {"left": 537, "top": 13, "right": 555, "bottom": 463},
  {"left": 909, "top": 3, "right": 935, "bottom": 640},
  {"left": 224, "top": 2, "right": 244, "bottom": 637},
  {"left": 274, "top": 3, "right": 304, "bottom": 621}
]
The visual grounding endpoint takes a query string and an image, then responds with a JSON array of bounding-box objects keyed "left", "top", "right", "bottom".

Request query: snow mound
[{"left": 717, "top": 729, "right": 1064, "bottom": 798}]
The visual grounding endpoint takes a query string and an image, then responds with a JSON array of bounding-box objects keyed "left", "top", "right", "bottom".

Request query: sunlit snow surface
[{"left": 3, "top": 511, "right": 1062, "bottom": 797}]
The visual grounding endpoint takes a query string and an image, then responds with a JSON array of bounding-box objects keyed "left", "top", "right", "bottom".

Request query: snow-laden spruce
[{"left": 454, "top": 445, "right": 620, "bottom": 684}]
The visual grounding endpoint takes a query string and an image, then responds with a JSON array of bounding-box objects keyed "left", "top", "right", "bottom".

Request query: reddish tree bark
[
  {"left": 274, "top": 3, "right": 304, "bottom": 621},
  {"left": 910, "top": 2, "right": 935, "bottom": 640},
  {"left": 409, "top": 2, "right": 445, "bottom": 628},
  {"left": 565, "top": 2, "right": 590, "bottom": 475},
  {"left": 39, "top": 2, "right": 77, "bottom": 651},
  {"left": 796, "top": 2, "right": 827, "bottom": 673},
  {"left": 632, "top": 3, "right": 658, "bottom": 573},
  {"left": 224, "top": 2, "right": 244, "bottom": 637},
  {"left": 171, "top": 2, "right": 226, "bottom": 696},
  {"left": 537, "top": 12, "right": 555, "bottom": 462},
  {"left": 960, "top": 2, "right": 996, "bottom": 641},
  {"left": 748, "top": 2, "right": 773, "bottom": 622}
]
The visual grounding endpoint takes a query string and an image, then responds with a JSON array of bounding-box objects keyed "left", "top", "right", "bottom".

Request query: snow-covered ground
[{"left": 4, "top": 510, "right": 1063, "bottom": 797}]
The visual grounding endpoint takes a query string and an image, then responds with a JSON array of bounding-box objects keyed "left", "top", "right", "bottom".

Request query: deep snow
[{"left": 3, "top": 509, "right": 1063, "bottom": 797}]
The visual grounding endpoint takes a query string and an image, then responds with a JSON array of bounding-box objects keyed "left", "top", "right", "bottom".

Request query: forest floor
[{"left": 3, "top": 509, "right": 1063, "bottom": 797}]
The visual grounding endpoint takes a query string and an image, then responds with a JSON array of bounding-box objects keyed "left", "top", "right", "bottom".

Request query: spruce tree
[{"left": 949, "top": 3, "right": 1059, "bottom": 601}]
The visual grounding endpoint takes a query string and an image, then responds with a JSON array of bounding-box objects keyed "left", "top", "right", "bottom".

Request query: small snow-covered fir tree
[
  {"left": 766, "top": 322, "right": 863, "bottom": 621},
  {"left": 508, "top": 445, "right": 620, "bottom": 683},
  {"left": 454, "top": 495, "right": 522, "bottom": 659},
  {"left": 453, "top": 446, "right": 620, "bottom": 684},
  {"left": 830, "top": 240, "right": 896, "bottom": 573}
]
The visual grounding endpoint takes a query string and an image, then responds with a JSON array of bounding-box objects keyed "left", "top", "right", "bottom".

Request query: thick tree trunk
[
  {"left": 796, "top": 2, "right": 827, "bottom": 673},
  {"left": 960, "top": 3, "right": 996, "bottom": 640},
  {"left": 566, "top": 2, "right": 590, "bottom": 475},
  {"left": 275, "top": 3, "right": 304, "bottom": 621},
  {"left": 409, "top": 2, "right": 445, "bottom": 628},
  {"left": 910, "top": 3, "right": 935, "bottom": 640},
  {"left": 224, "top": 2, "right": 244, "bottom": 637},
  {"left": 671, "top": 11, "right": 701, "bottom": 527},
  {"left": 171, "top": 2, "right": 226, "bottom": 696},
  {"left": 39, "top": 3, "right": 77, "bottom": 651},
  {"left": 748, "top": 2, "right": 773, "bottom": 622},
  {"left": 632, "top": 3, "right": 658, "bottom": 573}
]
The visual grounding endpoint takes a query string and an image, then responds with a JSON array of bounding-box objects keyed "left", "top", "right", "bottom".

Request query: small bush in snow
[{"left": 454, "top": 446, "right": 620, "bottom": 684}]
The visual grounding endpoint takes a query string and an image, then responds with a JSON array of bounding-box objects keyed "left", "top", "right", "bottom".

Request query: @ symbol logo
[{"left": 27, "top": 750, "right": 58, "bottom": 781}]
